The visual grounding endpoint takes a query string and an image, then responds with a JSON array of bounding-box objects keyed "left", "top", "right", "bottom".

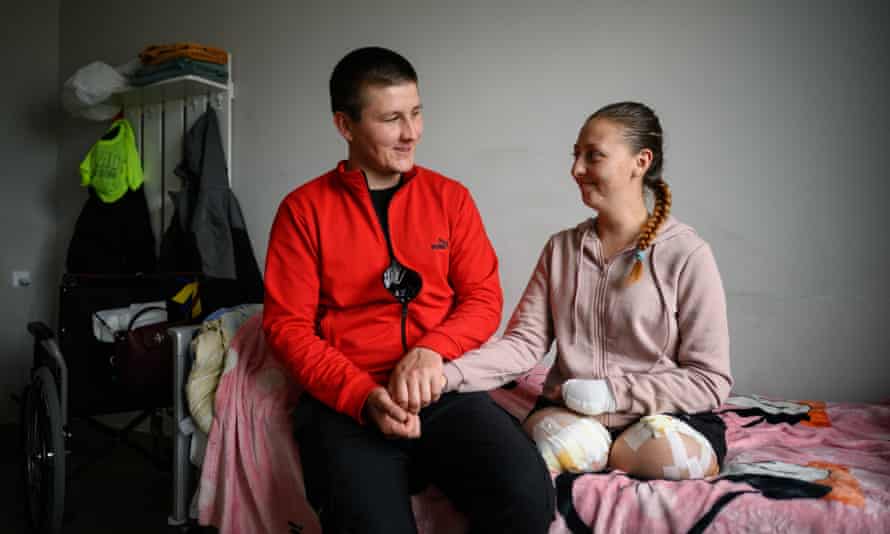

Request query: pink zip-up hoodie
[{"left": 443, "top": 216, "right": 732, "bottom": 428}]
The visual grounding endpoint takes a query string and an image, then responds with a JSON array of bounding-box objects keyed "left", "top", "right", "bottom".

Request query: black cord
[{"left": 401, "top": 303, "right": 408, "bottom": 353}]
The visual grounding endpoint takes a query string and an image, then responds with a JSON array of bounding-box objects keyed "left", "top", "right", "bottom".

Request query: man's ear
[{"left": 333, "top": 111, "right": 354, "bottom": 143}]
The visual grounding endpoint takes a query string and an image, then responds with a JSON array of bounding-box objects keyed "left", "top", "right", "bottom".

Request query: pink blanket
[
  {"left": 197, "top": 314, "right": 321, "bottom": 534},
  {"left": 497, "top": 367, "right": 890, "bottom": 533},
  {"left": 200, "top": 316, "right": 890, "bottom": 533},
  {"left": 196, "top": 314, "right": 461, "bottom": 534}
]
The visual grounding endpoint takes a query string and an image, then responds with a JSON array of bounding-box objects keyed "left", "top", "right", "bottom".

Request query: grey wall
[
  {"left": 2, "top": 0, "right": 888, "bottom": 421},
  {"left": 0, "top": 0, "right": 61, "bottom": 423}
]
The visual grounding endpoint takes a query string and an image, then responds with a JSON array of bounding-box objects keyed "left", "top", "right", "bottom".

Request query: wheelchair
[{"left": 20, "top": 273, "right": 199, "bottom": 534}]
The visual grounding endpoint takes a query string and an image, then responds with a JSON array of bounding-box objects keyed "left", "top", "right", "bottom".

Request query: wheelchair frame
[
  {"left": 168, "top": 325, "right": 201, "bottom": 527},
  {"left": 20, "top": 273, "right": 198, "bottom": 534},
  {"left": 23, "top": 319, "right": 178, "bottom": 533},
  {"left": 22, "top": 323, "right": 66, "bottom": 534},
  {"left": 22, "top": 64, "right": 235, "bottom": 533}
]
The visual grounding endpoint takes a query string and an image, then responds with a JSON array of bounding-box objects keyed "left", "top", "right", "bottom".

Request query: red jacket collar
[{"left": 334, "top": 160, "right": 419, "bottom": 189}]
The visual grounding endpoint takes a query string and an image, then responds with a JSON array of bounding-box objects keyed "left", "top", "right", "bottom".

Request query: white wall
[
  {"left": 2, "top": 0, "right": 888, "bottom": 421},
  {"left": 0, "top": 0, "right": 61, "bottom": 423}
]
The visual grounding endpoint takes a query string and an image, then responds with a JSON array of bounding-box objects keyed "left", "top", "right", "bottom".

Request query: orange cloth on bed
[
  {"left": 139, "top": 42, "right": 228, "bottom": 66},
  {"left": 799, "top": 400, "right": 831, "bottom": 427},
  {"left": 809, "top": 461, "right": 865, "bottom": 508}
]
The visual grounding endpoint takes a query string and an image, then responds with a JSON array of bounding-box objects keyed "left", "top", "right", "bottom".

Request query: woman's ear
[
  {"left": 634, "top": 148, "right": 654, "bottom": 179},
  {"left": 333, "top": 111, "right": 354, "bottom": 143}
]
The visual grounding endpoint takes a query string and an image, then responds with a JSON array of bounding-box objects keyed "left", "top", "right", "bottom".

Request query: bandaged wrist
[{"left": 562, "top": 379, "right": 616, "bottom": 415}]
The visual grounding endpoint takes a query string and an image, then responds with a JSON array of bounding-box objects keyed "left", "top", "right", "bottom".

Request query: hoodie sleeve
[
  {"left": 607, "top": 242, "right": 733, "bottom": 415},
  {"left": 262, "top": 197, "right": 378, "bottom": 423},
  {"left": 414, "top": 187, "right": 504, "bottom": 359},
  {"left": 442, "top": 238, "right": 555, "bottom": 392}
]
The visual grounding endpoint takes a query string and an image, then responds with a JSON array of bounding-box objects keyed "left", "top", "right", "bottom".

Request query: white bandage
[
  {"left": 562, "top": 379, "right": 617, "bottom": 416},
  {"left": 532, "top": 415, "right": 612, "bottom": 474},
  {"left": 663, "top": 428, "right": 696, "bottom": 479},
  {"left": 534, "top": 433, "right": 563, "bottom": 473},
  {"left": 622, "top": 420, "right": 653, "bottom": 451},
  {"left": 620, "top": 415, "right": 715, "bottom": 479}
]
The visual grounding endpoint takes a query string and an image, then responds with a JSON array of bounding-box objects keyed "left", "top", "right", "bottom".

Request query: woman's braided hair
[{"left": 588, "top": 102, "right": 672, "bottom": 286}]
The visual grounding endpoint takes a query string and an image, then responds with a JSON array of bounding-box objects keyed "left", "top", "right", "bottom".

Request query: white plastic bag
[
  {"left": 92, "top": 301, "right": 167, "bottom": 342},
  {"left": 61, "top": 60, "right": 133, "bottom": 121}
]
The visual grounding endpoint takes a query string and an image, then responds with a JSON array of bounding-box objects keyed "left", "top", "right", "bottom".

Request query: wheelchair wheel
[{"left": 22, "top": 367, "right": 65, "bottom": 534}]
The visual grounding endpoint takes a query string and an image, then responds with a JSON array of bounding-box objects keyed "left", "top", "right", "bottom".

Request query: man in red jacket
[{"left": 264, "top": 47, "right": 554, "bottom": 533}]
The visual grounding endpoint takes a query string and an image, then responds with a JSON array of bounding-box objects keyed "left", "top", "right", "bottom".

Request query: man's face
[{"left": 338, "top": 82, "right": 423, "bottom": 183}]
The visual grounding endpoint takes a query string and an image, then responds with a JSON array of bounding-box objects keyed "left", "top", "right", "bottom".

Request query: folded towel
[{"left": 140, "top": 42, "right": 228, "bottom": 66}]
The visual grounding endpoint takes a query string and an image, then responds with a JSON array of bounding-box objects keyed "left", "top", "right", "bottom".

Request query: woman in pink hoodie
[{"left": 441, "top": 102, "right": 732, "bottom": 480}]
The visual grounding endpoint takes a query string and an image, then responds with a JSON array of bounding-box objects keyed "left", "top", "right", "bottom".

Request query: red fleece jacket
[{"left": 263, "top": 162, "right": 503, "bottom": 422}]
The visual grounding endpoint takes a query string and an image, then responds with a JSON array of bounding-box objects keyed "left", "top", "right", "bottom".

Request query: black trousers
[{"left": 293, "top": 391, "right": 555, "bottom": 534}]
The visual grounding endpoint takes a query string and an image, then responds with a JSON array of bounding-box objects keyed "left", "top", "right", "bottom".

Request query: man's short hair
[{"left": 330, "top": 47, "right": 418, "bottom": 121}]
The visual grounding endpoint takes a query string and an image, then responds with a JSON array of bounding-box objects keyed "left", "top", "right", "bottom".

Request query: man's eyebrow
[{"left": 377, "top": 105, "right": 422, "bottom": 116}]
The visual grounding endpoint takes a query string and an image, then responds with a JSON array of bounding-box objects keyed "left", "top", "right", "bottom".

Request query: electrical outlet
[{"left": 12, "top": 271, "right": 31, "bottom": 288}]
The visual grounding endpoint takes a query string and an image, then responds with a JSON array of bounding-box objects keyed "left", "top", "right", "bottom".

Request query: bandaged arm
[
  {"left": 562, "top": 379, "right": 616, "bottom": 415},
  {"left": 443, "top": 239, "right": 555, "bottom": 392}
]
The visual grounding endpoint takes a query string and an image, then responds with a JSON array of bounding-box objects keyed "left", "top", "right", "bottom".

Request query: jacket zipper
[
  {"left": 387, "top": 187, "right": 412, "bottom": 354},
  {"left": 365, "top": 181, "right": 412, "bottom": 353}
]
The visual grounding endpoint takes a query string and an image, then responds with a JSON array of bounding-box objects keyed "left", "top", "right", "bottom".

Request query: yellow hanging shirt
[{"left": 79, "top": 118, "right": 143, "bottom": 203}]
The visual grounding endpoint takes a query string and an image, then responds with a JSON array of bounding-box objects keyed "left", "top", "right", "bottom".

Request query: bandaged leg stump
[
  {"left": 609, "top": 414, "right": 718, "bottom": 480},
  {"left": 523, "top": 407, "right": 612, "bottom": 475}
]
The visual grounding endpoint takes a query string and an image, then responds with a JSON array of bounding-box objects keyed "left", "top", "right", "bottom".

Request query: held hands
[
  {"left": 388, "top": 347, "right": 447, "bottom": 414},
  {"left": 364, "top": 387, "right": 421, "bottom": 438}
]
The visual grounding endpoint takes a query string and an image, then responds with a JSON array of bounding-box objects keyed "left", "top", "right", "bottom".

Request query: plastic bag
[
  {"left": 61, "top": 60, "right": 133, "bottom": 121},
  {"left": 92, "top": 301, "right": 167, "bottom": 342}
]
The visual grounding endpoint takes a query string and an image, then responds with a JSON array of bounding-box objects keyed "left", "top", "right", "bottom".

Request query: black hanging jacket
[{"left": 159, "top": 108, "right": 263, "bottom": 311}]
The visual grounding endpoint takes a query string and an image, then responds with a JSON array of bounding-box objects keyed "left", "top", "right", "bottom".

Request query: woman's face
[{"left": 571, "top": 118, "right": 645, "bottom": 212}]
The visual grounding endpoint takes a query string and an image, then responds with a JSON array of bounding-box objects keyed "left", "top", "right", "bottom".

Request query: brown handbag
[{"left": 112, "top": 306, "right": 174, "bottom": 403}]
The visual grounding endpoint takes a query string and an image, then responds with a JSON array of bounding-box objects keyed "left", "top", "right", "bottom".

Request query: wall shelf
[
  {"left": 113, "top": 75, "right": 233, "bottom": 107},
  {"left": 109, "top": 56, "right": 235, "bottom": 251}
]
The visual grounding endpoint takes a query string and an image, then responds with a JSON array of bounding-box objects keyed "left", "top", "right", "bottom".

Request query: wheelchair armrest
[
  {"left": 169, "top": 325, "right": 201, "bottom": 360},
  {"left": 169, "top": 324, "right": 201, "bottom": 418},
  {"left": 27, "top": 321, "right": 54, "bottom": 342},
  {"left": 169, "top": 323, "right": 201, "bottom": 526}
]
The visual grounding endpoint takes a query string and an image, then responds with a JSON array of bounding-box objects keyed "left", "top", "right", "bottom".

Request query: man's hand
[
  {"left": 388, "top": 347, "right": 445, "bottom": 413},
  {"left": 363, "top": 387, "right": 421, "bottom": 438}
]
